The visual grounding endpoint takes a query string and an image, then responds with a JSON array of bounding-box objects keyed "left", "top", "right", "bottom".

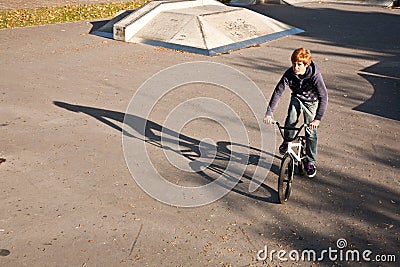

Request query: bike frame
[
  {"left": 273, "top": 121, "right": 306, "bottom": 163},
  {"left": 287, "top": 140, "right": 305, "bottom": 162}
]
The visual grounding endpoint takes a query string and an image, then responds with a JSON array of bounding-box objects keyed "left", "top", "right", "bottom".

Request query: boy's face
[{"left": 292, "top": 61, "right": 308, "bottom": 75}]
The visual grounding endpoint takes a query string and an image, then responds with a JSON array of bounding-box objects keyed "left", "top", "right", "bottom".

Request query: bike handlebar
[{"left": 272, "top": 120, "right": 307, "bottom": 142}]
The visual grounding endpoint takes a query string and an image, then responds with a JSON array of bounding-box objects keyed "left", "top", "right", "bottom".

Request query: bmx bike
[{"left": 273, "top": 121, "right": 308, "bottom": 204}]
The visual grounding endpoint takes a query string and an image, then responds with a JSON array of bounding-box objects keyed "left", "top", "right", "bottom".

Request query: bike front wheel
[{"left": 278, "top": 156, "right": 294, "bottom": 203}]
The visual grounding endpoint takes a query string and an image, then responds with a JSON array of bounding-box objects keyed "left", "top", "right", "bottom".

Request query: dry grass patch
[{"left": 0, "top": 1, "right": 147, "bottom": 29}]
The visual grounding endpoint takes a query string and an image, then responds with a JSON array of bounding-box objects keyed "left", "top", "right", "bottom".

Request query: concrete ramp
[
  {"left": 92, "top": 10, "right": 134, "bottom": 39},
  {"left": 95, "top": 0, "right": 303, "bottom": 56},
  {"left": 131, "top": 4, "right": 303, "bottom": 55}
]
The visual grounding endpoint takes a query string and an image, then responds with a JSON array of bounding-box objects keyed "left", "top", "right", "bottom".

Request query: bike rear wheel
[{"left": 278, "top": 156, "right": 294, "bottom": 203}]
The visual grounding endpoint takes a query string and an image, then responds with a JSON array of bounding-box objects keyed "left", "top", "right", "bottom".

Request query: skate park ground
[{"left": 0, "top": 0, "right": 399, "bottom": 266}]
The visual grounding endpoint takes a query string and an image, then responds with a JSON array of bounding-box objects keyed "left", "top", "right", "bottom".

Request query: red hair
[{"left": 291, "top": 48, "right": 312, "bottom": 65}]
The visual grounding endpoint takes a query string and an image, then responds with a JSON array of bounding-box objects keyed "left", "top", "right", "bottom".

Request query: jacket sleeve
[
  {"left": 266, "top": 75, "right": 288, "bottom": 116},
  {"left": 314, "top": 73, "right": 328, "bottom": 120}
]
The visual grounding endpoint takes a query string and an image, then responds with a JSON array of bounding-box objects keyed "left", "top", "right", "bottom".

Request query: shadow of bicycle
[{"left": 54, "top": 101, "right": 281, "bottom": 203}]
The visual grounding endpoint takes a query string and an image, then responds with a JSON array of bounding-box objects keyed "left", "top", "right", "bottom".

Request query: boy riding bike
[{"left": 264, "top": 48, "right": 328, "bottom": 178}]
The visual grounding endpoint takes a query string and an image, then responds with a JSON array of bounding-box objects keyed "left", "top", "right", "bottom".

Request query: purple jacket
[{"left": 266, "top": 62, "right": 328, "bottom": 120}]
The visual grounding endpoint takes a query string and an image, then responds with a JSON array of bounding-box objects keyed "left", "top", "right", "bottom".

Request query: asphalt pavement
[{"left": 0, "top": 1, "right": 399, "bottom": 266}]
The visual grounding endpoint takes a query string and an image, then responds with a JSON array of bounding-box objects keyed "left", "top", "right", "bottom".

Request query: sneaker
[
  {"left": 279, "top": 142, "right": 288, "bottom": 155},
  {"left": 306, "top": 163, "right": 317, "bottom": 178}
]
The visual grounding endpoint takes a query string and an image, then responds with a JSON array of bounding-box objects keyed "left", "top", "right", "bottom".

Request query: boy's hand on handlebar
[
  {"left": 263, "top": 115, "right": 274, "bottom": 125},
  {"left": 309, "top": 119, "right": 320, "bottom": 129}
]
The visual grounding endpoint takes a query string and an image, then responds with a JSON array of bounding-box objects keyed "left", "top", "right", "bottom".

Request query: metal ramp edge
[{"left": 134, "top": 27, "right": 304, "bottom": 56}]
